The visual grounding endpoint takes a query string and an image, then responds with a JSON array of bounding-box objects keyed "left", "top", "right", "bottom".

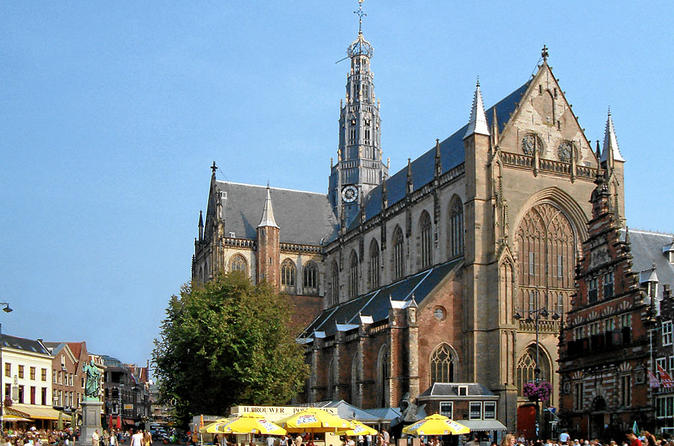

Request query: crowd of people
[{"left": 499, "top": 430, "right": 672, "bottom": 446}]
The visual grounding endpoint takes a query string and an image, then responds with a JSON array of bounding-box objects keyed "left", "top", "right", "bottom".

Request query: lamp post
[
  {"left": 515, "top": 291, "right": 559, "bottom": 441},
  {"left": 0, "top": 302, "right": 14, "bottom": 434}
]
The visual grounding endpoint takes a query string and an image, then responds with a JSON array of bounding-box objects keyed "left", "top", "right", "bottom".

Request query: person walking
[
  {"left": 92, "top": 431, "right": 100, "bottom": 446},
  {"left": 129, "top": 430, "right": 143, "bottom": 446}
]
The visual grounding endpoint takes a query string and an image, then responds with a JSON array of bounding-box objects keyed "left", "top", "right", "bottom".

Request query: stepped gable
[
  {"left": 299, "top": 258, "right": 461, "bottom": 338},
  {"left": 343, "top": 79, "right": 532, "bottom": 234},
  {"left": 214, "top": 181, "right": 338, "bottom": 245},
  {"left": 626, "top": 229, "right": 674, "bottom": 301}
]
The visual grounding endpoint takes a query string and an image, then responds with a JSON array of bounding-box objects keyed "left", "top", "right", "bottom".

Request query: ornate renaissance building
[{"left": 188, "top": 3, "right": 657, "bottom": 433}]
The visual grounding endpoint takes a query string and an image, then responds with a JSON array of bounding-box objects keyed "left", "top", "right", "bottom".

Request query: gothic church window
[
  {"left": 368, "top": 239, "right": 380, "bottom": 290},
  {"left": 281, "top": 259, "right": 296, "bottom": 292},
  {"left": 448, "top": 197, "right": 464, "bottom": 258},
  {"left": 303, "top": 261, "right": 319, "bottom": 295},
  {"left": 516, "top": 345, "right": 551, "bottom": 397},
  {"left": 229, "top": 254, "right": 248, "bottom": 276},
  {"left": 330, "top": 262, "right": 339, "bottom": 307},
  {"left": 392, "top": 226, "right": 404, "bottom": 280},
  {"left": 349, "top": 251, "right": 359, "bottom": 299},
  {"left": 516, "top": 202, "right": 576, "bottom": 315},
  {"left": 430, "top": 343, "right": 455, "bottom": 384},
  {"left": 420, "top": 211, "right": 432, "bottom": 270}
]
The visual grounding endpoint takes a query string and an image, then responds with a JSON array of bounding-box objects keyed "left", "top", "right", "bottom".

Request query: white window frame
[
  {"left": 663, "top": 321, "right": 673, "bottom": 346},
  {"left": 458, "top": 386, "right": 468, "bottom": 396},
  {"left": 469, "top": 401, "right": 482, "bottom": 420},
  {"left": 484, "top": 401, "right": 497, "bottom": 419},
  {"left": 439, "top": 401, "right": 453, "bottom": 419},
  {"left": 657, "top": 357, "right": 667, "bottom": 372}
]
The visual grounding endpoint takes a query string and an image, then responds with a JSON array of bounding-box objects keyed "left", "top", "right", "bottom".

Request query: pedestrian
[
  {"left": 501, "top": 434, "right": 515, "bottom": 446},
  {"left": 129, "top": 430, "right": 143, "bottom": 446},
  {"left": 110, "top": 431, "right": 118, "bottom": 446},
  {"left": 626, "top": 433, "right": 642, "bottom": 446},
  {"left": 92, "top": 431, "right": 100, "bottom": 446}
]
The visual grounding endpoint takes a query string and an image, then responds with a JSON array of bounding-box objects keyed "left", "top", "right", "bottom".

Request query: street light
[
  {"left": 515, "top": 291, "right": 560, "bottom": 440},
  {"left": 0, "top": 301, "right": 13, "bottom": 434}
]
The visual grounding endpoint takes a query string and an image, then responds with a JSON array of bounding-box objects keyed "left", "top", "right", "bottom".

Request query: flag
[
  {"left": 632, "top": 421, "right": 639, "bottom": 435},
  {"left": 648, "top": 369, "right": 661, "bottom": 388},
  {"left": 657, "top": 364, "right": 674, "bottom": 388}
]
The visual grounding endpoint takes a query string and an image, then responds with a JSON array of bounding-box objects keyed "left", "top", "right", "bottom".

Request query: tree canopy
[{"left": 153, "top": 272, "right": 309, "bottom": 425}]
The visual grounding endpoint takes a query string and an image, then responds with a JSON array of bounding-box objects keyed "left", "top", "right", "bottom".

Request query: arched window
[
  {"left": 330, "top": 261, "right": 339, "bottom": 306},
  {"left": 420, "top": 211, "right": 432, "bottom": 269},
  {"left": 350, "top": 355, "right": 359, "bottom": 405},
  {"left": 328, "top": 358, "right": 336, "bottom": 400},
  {"left": 368, "top": 239, "right": 380, "bottom": 290},
  {"left": 281, "top": 259, "right": 296, "bottom": 292},
  {"left": 229, "top": 254, "right": 248, "bottom": 276},
  {"left": 376, "top": 345, "right": 390, "bottom": 407},
  {"left": 430, "top": 343, "right": 455, "bottom": 384},
  {"left": 516, "top": 345, "right": 551, "bottom": 396},
  {"left": 303, "top": 261, "right": 319, "bottom": 295},
  {"left": 448, "top": 197, "right": 464, "bottom": 258},
  {"left": 349, "top": 251, "right": 359, "bottom": 299},
  {"left": 516, "top": 202, "right": 576, "bottom": 316},
  {"left": 392, "top": 226, "right": 404, "bottom": 280}
]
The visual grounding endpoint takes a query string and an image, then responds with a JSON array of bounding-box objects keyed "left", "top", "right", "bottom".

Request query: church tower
[
  {"left": 256, "top": 185, "right": 280, "bottom": 289},
  {"left": 329, "top": 0, "right": 388, "bottom": 228}
]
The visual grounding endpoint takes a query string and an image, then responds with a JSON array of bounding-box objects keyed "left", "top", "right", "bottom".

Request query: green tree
[{"left": 153, "top": 272, "right": 309, "bottom": 425}]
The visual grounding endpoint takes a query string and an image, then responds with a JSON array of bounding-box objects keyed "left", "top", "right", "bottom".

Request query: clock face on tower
[{"left": 341, "top": 185, "right": 358, "bottom": 203}]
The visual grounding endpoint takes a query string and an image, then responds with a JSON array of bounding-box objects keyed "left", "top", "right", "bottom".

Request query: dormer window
[{"left": 458, "top": 386, "right": 468, "bottom": 396}]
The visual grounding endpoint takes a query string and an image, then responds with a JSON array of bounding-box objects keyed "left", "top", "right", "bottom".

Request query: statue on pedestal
[{"left": 83, "top": 359, "right": 101, "bottom": 400}]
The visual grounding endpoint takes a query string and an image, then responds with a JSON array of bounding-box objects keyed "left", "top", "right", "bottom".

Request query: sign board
[
  {"left": 231, "top": 406, "right": 338, "bottom": 421},
  {"left": 123, "top": 404, "right": 134, "bottom": 410}
]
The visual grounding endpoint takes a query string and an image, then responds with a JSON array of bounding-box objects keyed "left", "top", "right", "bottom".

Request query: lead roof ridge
[{"left": 216, "top": 180, "right": 327, "bottom": 196}]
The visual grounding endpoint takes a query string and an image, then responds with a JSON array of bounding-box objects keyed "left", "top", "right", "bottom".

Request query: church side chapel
[{"left": 190, "top": 0, "right": 650, "bottom": 434}]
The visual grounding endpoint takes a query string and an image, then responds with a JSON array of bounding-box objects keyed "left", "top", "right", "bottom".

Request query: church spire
[
  {"left": 329, "top": 0, "right": 387, "bottom": 228},
  {"left": 258, "top": 185, "right": 279, "bottom": 228},
  {"left": 464, "top": 79, "right": 490, "bottom": 140},
  {"left": 198, "top": 210, "right": 204, "bottom": 241},
  {"left": 601, "top": 108, "right": 625, "bottom": 164}
]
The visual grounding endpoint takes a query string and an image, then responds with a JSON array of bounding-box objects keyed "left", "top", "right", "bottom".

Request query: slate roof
[
  {"left": 0, "top": 334, "right": 50, "bottom": 355},
  {"left": 418, "top": 382, "right": 496, "bottom": 398},
  {"left": 347, "top": 80, "right": 532, "bottom": 234},
  {"left": 215, "top": 181, "right": 338, "bottom": 245},
  {"left": 300, "top": 258, "right": 462, "bottom": 338},
  {"left": 628, "top": 229, "right": 674, "bottom": 302},
  {"left": 43, "top": 342, "right": 66, "bottom": 355},
  {"left": 305, "top": 400, "right": 379, "bottom": 422}
]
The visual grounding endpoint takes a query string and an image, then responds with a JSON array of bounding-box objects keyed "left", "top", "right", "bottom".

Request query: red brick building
[
  {"left": 43, "top": 341, "right": 93, "bottom": 424},
  {"left": 558, "top": 171, "right": 653, "bottom": 439}
]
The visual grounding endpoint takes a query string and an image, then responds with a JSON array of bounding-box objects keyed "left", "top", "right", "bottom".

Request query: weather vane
[{"left": 354, "top": 0, "right": 366, "bottom": 34}]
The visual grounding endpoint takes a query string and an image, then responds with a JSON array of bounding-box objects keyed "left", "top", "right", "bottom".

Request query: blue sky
[{"left": 1, "top": 1, "right": 672, "bottom": 367}]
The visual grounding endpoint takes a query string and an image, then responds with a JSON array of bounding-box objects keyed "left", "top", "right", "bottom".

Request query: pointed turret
[
  {"left": 198, "top": 210, "right": 204, "bottom": 241},
  {"left": 434, "top": 139, "right": 442, "bottom": 178},
  {"left": 491, "top": 107, "right": 499, "bottom": 146},
  {"left": 463, "top": 79, "right": 490, "bottom": 140},
  {"left": 256, "top": 185, "right": 280, "bottom": 289},
  {"left": 406, "top": 158, "right": 413, "bottom": 195},
  {"left": 258, "top": 185, "right": 279, "bottom": 228},
  {"left": 601, "top": 109, "right": 625, "bottom": 164}
]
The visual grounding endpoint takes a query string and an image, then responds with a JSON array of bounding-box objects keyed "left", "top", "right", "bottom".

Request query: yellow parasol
[
  {"left": 402, "top": 414, "right": 470, "bottom": 436},
  {"left": 205, "top": 413, "right": 286, "bottom": 435},
  {"left": 279, "top": 408, "right": 351, "bottom": 433},
  {"left": 200, "top": 417, "right": 235, "bottom": 434},
  {"left": 341, "top": 420, "right": 378, "bottom": 436}
]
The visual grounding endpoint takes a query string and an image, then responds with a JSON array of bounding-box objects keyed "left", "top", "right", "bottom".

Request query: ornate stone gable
[{"left": 498, "top": 63, "right": 597, "bottom": 170}]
